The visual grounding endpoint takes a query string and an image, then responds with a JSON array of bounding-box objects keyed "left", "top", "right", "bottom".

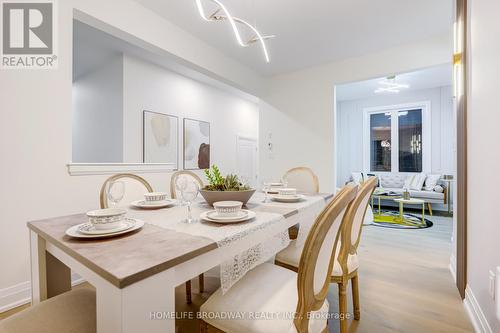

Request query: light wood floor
[{"left": 1, "top": 214, "right": 473, "bottom": 333}]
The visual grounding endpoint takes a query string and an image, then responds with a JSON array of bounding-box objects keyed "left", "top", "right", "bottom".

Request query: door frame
[
  {"left": 454, "top": 0, "right": 468, "bottom": 299},
  {"left": 236, "top": 135, "right": 259, "bottom": 187}
]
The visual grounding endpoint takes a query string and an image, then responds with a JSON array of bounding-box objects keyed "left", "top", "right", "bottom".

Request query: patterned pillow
[
  {"left": 424, "top": 174, "right": 441, "bottom": 191},
  {"left": 403, "top": 175, "right": 415, "bottom": 189},
  {"left": 410, "top": 174, "right": 427, "bottom": 191}
]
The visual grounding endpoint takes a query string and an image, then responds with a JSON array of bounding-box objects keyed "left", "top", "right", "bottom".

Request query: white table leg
[
  {"left": 30, "top": 230, "right": 47, "bottom": 304},
  {"left": 97, "top": 270, "right": 176, "bottom": 333}
]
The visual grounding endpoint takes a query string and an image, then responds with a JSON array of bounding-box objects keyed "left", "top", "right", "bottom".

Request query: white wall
[
  {"left": 0, "top": 0, "right": 264, "bottom": 311},
  {"left": 122, "top": 54, "right": 259, "bottom": 174},
  {"left": 466, "top": 0, "right": 500, "bottom": 331},
  {"left": 72, "top": 56, "right": 124, "bottom": 163},
  {"left": 260, "top": 34, "right": 452, "bottom": 192},
  {"left": 336, "top": 86, "right": 454, "bottom": 186}
]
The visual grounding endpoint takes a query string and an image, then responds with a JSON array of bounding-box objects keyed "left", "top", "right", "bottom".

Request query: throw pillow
[
  {"left": 410, "top": 174, "right": 426, "bottom": 191},
  {"left": 434, "top": 185, "right": 444, "bottom": 193},
  {"left": 351, "top": 172, "right": 363, "bottom": 185},
  {"left": 403, "top": 175, "right": 415, "bottom": 189},
  {"left": 424, "top": 174, "right": 441, "bottom": 191}
]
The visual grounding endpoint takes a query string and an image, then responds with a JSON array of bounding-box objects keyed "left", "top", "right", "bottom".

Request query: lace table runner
[
  {"left": 248, "top": 192, "right": 327, "bottom": 247},
  {"left": 126, "top": 202, "right": 289, "bottom": 293}
]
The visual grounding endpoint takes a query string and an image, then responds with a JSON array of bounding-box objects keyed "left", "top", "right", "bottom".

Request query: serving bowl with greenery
[{"left": 200, "top": 165, "right": 256, "bottom": 206}]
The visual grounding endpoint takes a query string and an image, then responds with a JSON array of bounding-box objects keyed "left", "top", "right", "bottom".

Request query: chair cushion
[
  {"left": 408, "top": 190, "right": 444, "bottom": 200},
  {"left": 200, "top": 263, "right": 328, "bottom": 333},
  {"left": 276, "top": 240, "right": 359, "bottom": 277},
  {"left": 0, "top": 288, "right": 96, "bottom": 333}
]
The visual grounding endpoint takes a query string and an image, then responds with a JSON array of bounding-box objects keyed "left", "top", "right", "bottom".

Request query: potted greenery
[{"left": 200, "top": 165, "right": 256, "bottom": 206}]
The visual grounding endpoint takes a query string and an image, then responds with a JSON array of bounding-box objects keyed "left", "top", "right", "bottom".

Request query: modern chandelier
[{"left": 195, "top": 0, "right": 275, "bottom": 63}]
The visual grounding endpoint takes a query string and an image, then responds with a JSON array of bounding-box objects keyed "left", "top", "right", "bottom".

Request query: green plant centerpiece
[{"left": 200, "top": 165, "right": 256, "bottom": 206}]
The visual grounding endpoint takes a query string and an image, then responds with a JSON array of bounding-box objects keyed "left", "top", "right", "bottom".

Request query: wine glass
[
  {"left": 180, "top": 179, "right": 200, "bottom": 224},
  {"left": 261, "top": 179, "right": 271, "bottom": 203},
  {"left": 281, "top": 175, "right": 288, "bottom": 188},
  {"left": 107, "top": 181, "right": 125, "bottom": 207},
  {"left": 176, "top": 175, "right": 189, "bottom": 206}
]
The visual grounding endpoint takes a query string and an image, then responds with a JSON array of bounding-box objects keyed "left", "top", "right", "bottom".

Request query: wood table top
[{"left": 27, "top": 202, "right": 310, "bottom": 289}]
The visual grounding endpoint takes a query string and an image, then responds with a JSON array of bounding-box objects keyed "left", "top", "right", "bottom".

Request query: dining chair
[
  {"left": 170, "top": 170, "right": 204, "bottom": 200},
  {"left": 170, "top": 170, "right": 205, "bottom": 304},
  {"left": 283, "top": 166, "right": 320, "bottom": 193},
  {"left": 0, "top": 288, "right": 96, "bottom": 333},
  {"left": 199, "top": 184, "right": 358, "bottom": 333},
  {"left": 283, "top": 167, "right": 319, "bottom": 240},
  {"left": 99, "top": 173, "right": 153, "bottom": 209},
  {"left": 275, "top": 177, "right": 378, "bottom": 333}
]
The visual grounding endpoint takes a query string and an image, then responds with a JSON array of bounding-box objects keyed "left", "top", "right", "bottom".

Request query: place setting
[
  {"left": 65, "top": 208, "right": 145, "bottom": 239},
  {"left": 265, "top": 187, "right": 306, "bottom": 203},
  {"left": 199, "top": 201, "right": 256, "bottom": 224},
  {"left": 131, "top": 191, "right": 177, "bottom": 209}
]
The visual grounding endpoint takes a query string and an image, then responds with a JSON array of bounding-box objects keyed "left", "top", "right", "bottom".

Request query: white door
[{"left": 236, "top": 136, "right": 258, "bottom": 188}]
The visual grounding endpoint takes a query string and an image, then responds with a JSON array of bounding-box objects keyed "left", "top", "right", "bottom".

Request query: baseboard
[
  {"left": 0, "top": 281, "right": 31, "bottom": 313},
  {"left": 464, "top": 285, "right": 493, "bottom": 333},
  {"left": 0, "top": 273, "right": 85, "bottom": 314},
  {"left": 449, "top": 254, "right": 457, "bottom": 283}
]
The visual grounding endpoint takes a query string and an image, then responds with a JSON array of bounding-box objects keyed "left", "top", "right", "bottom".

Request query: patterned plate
[
  {"left": 270, "top": 194, "right": 306, "bottom": 203},
  {"left": 206, "top": 210, "right": 249, "bottom": 221},
  {"left": 131, "top": 199, "right": 176, "bottom": 209},
  {"left": 77, "top": 219, "right": 135, "bottom": 235},
  {"left": 65, "top": 219, "right": 145, "bottom": 239},
  {"left": 200, "top": 210, "right": 256, "bottom": 224}
]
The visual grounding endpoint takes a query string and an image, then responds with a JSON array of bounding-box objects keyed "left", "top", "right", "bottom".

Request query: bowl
[
  {"left": 144, "top": 192, "right": 168, "bottom": 202},
  {"left": 213, "top": 201, "right": 243, "bottom": 217},
  {"left": 278, "top": 188, "right": 297, "bottom": 196},
  {"left": 86, "top": 208, "right": 127, "bottom": 230},
  {"left": 199, "top": 189, "right": 256, "bottom": 206}
]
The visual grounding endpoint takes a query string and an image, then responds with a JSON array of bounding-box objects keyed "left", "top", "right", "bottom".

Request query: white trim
[
  {"left": 0, "top": 275, "right": 85, "bottom": 314},
  {"left": 67, "top": 163, "right": 176, "bottom": 176},
  {"left": 449, "top": 254, "right": 457, "bottom": 283},
  {"left": 236, "top": 135, "right": 259, "bottom": 187},
  {"left": 464, "top": 284, "right": 493, "bottom": 333},
  {"left": 362, "top": 101, "right": 432, "bottom": 173},
  {"left": 0, "top": 281, "right": 30, "bottom": 313}
]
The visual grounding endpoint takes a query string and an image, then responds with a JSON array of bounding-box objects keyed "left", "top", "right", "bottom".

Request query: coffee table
[
  {"left": 394, "top": 198, "right": 426, "bottom": 225},
  {"left": 371, "top": 193, "right": 402, "bottom": 215}
]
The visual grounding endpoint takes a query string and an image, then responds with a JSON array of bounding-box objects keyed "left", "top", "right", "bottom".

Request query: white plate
[
  {"left": 77, "top": 219, "right": 134, "bottom": 235},
  {"left": 206, "top": 210, "right": 248, "bottom": 221},
  {"left": 270, "top": 194, "right": 306, "bottom": 203},
  {"left": 200, "top": 210, "right": 256, "bottom": 224},
  {"left": 131, "top": 199, "right": 175, "bottom": 209},
  {"left": 65, "top": 219, "right": 145, "bottom": 239}
]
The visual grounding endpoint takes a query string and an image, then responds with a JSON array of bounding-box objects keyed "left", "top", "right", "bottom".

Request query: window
[
  {"left": 398, "top": 109, "right": 422, "bottom": 172},
  {"left": 370, "top": 113, "right": 392, "bottom": 171},
  {"left": 364, "top": 102, "right": 429, "bottom": 173}
]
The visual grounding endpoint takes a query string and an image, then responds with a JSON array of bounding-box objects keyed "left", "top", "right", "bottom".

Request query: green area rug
[{"left": 373, "top": 210, "right": 433, "bottom": 229}]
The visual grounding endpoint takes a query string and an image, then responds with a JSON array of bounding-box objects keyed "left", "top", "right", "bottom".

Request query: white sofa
[{"left": 350, "top": 172, "right": 447, "bottom": 212}]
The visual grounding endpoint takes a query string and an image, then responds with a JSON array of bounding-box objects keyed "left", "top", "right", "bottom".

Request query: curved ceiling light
[{"left": 195, "top": 0, "right": 274, "bottom": 63}]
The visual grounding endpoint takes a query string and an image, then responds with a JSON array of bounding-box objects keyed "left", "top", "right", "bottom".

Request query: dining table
[{"left": 27, "top": 191, "right": 333, "bottom": 333}]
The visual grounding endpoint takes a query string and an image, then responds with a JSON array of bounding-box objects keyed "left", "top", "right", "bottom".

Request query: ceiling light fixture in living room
[{"left": 375, "top": 75, "right": 410, "bottom": 94}]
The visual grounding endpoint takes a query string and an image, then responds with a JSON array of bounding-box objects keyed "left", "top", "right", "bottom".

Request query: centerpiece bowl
[
  {"left": 200, "top": 165, "right": 256, "bottom": 206},
  {"left": 200, "top": 189, "right": 256, "bottom": 206}
]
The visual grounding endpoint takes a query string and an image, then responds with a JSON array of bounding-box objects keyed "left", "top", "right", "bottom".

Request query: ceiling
[
  {"left": 336, "top": 64, "right": 453, "bottom": 101},
  {"left": 135, "top": 0, "right": 453, "bottom": 76}
]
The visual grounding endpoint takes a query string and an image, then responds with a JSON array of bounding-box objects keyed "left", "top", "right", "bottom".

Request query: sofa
[{"left": 350, "top": 172, "right": 448, "bottom": 214}]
